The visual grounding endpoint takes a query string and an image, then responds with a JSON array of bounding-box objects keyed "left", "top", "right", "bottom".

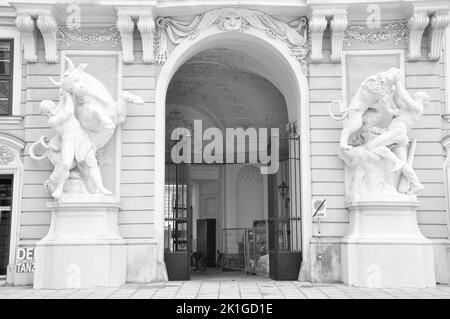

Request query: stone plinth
[
  {"left": 33, "top": 194, "right": 127, "bottom": 289},
  {"left": 341, "top": 201, "right": 435, "bottom": 288}
]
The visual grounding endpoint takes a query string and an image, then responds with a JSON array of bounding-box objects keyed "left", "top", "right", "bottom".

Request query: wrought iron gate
[
  {"left": 268, "top": 122, "right": 302, "bottom": 280},
  {"left": 164, "top": 112, "right": 193, "bottom": 280},
  {"left": 164, "top": 162, "right": 192, "bottom": 280}
]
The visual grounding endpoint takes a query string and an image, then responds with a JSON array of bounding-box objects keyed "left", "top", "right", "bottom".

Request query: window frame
[
  {"left": 0, "top": 38, "right": 14, "bottom": 116},
  {"left": 0, "top": 28, "right": 22, "bottom": 123}
]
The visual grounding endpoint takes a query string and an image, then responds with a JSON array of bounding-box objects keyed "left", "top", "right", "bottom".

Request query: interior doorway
[
  {"left": 0, "top": 174, "right": 13, "bottom": 278},
  {"left": 163, "top": 47, "right": 302, "bottom": 281}
]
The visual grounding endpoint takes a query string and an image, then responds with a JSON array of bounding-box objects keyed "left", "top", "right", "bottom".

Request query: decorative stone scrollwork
[
  {"left": 56, "top": 25, "right": 121, "bottom": 48},
  {"left": 0, "top": 146, "right": 15, "bottom": 165},
  {"left": 407, "top": 10, "right": 429, "bottom": 62},
  {"left": 330, "top": 14, "right": 348, "bottom": 63},
  {"left": 137, "top": 15, "right": 156, "bottom": 64},
  {"left": 155, "top": 8, "right": 308, "bottom": 72},
  {"left": 36, "top": 14, "right": 58, "bottom": 63},
  {"left": 428, "top": 10, "right": 450, "bottom": 61},
  {"left": 308, "top": 14, "right": 327, "bottom": 63},
  {"left": 116, "top": 14, "right": 135, "bottom": 63},
  {"left": 343, "top": 22, "right": 409, "bottom": 46},
  {"left": 15, "top": 15, "right": 37, "bottom": 63}
]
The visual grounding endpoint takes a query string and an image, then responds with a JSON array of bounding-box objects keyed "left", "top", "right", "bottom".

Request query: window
[{"left": 0, "top": 40, "right": 13, "bottom": 116}]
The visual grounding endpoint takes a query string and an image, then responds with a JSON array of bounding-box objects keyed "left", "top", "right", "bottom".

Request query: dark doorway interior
[
  {"left": 0, "top": 175, "right": 13, "bottom": 277},
  {"left": 196, "top": 218, "right": 216, "bottom": 268}
]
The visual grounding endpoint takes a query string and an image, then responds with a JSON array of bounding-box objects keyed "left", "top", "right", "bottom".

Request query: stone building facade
[{"left": 0, "top": 0, "right": 449, "bottom": 287}]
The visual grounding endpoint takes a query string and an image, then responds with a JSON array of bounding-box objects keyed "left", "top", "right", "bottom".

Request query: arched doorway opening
[{"left": 154, "top": 30, "right": 312, "bottom": 281}]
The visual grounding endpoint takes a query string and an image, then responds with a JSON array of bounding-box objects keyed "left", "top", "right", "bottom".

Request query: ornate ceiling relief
[
  {"left": 155, "top": 8, "right": 308, "bottom": 72},
  {"left": 343, "top": 22, "right": 409, "bottom": 46}
]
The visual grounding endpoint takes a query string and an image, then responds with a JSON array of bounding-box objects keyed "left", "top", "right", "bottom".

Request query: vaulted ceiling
[{"left": 166, "top": 48, "right": 289, "bottom": 139}]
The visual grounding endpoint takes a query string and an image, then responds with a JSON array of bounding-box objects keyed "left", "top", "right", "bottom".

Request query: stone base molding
[
  {"left": 33, "top": 195, "right": 127, "bottom": 289},
  {"left": 341, "top": 201, "right": 436, "bottom": 288}
]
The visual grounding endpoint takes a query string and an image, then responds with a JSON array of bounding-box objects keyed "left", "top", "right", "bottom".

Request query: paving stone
[{"left": 0, "top": 281, "right": 448, "bottom": 299}]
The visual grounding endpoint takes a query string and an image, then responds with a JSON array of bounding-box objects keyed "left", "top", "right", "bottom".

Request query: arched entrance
[{"left": 155, "top": 28, "right": 312, "bottom": 281}]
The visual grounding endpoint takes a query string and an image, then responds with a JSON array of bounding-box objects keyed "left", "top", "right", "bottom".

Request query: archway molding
[{"left": 154, "top": 26, "right": 312, "bottom": 281}]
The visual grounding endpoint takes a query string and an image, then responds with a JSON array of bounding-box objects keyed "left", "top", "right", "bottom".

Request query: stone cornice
[{"left": 7, "top": 1, "right": 450, "bottom": 64}]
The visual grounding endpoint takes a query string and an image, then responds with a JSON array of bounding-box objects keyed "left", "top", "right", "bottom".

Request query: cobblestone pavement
[{"left": 0, "top": 280, "right": 450, "bottom": 299}]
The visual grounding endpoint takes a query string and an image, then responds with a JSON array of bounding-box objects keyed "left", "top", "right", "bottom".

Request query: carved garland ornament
[
  {"left": 155, "top": 8, "right": 308, "bottom": 72},
  {"left": 56, "top": 25, "right": 121, "bottom": 48},
  {"left": 343, "top": 22, "right": 409, "bottom": 46}
]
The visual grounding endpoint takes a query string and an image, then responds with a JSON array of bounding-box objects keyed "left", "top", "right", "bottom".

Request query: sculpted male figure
[
  {"left": 329, "top": 68, "right": 402, "bottom": 150},
  {"left": 40, "top": 91, "right": 111, "bottom": 199},
  {"left": 367, "top": 78, "right": 430, "bottom": 194}
]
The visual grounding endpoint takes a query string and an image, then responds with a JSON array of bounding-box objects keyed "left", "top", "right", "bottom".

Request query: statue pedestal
[
  {"left": 33, "top": 194, "right": 127, "bottom": 289},
  {"left": 341, "top": 201, "right": 435, "bottom": 288}
]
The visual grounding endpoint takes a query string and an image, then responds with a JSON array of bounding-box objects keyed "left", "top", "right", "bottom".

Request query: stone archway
[{"left": 154, "top": 20, "right": 312, "bottom": 281}]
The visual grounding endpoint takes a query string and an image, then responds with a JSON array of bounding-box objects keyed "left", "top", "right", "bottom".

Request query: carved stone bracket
[
  {"left": 15, "top": 14, "right": 37, "bottom": 63},
  {"left": 407, "top": 9, "right": 430, "bottom": 62},
  {"left": 330, "top": 14, "right": 348, "bottom": 63},
  {"left": 137, "top": 13, "right": 156, "bottom": 64},
  {"left": 428, "top": 10, "right": 450, "bottom": 61},
  {"left": 308, "top": 13, "right": 327, "bottom": 63},
  {"left": 14, "top": 6, "right": 59, "bottom": 64},
  {"left": 116, "top": 14, "right": 135, "bottom": 63},
  {"left": 308, "top": 8, "right": 348, "bottom": 64},
  {"left": 36, "top": 13, "right": 58, "bottom": 63}
]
